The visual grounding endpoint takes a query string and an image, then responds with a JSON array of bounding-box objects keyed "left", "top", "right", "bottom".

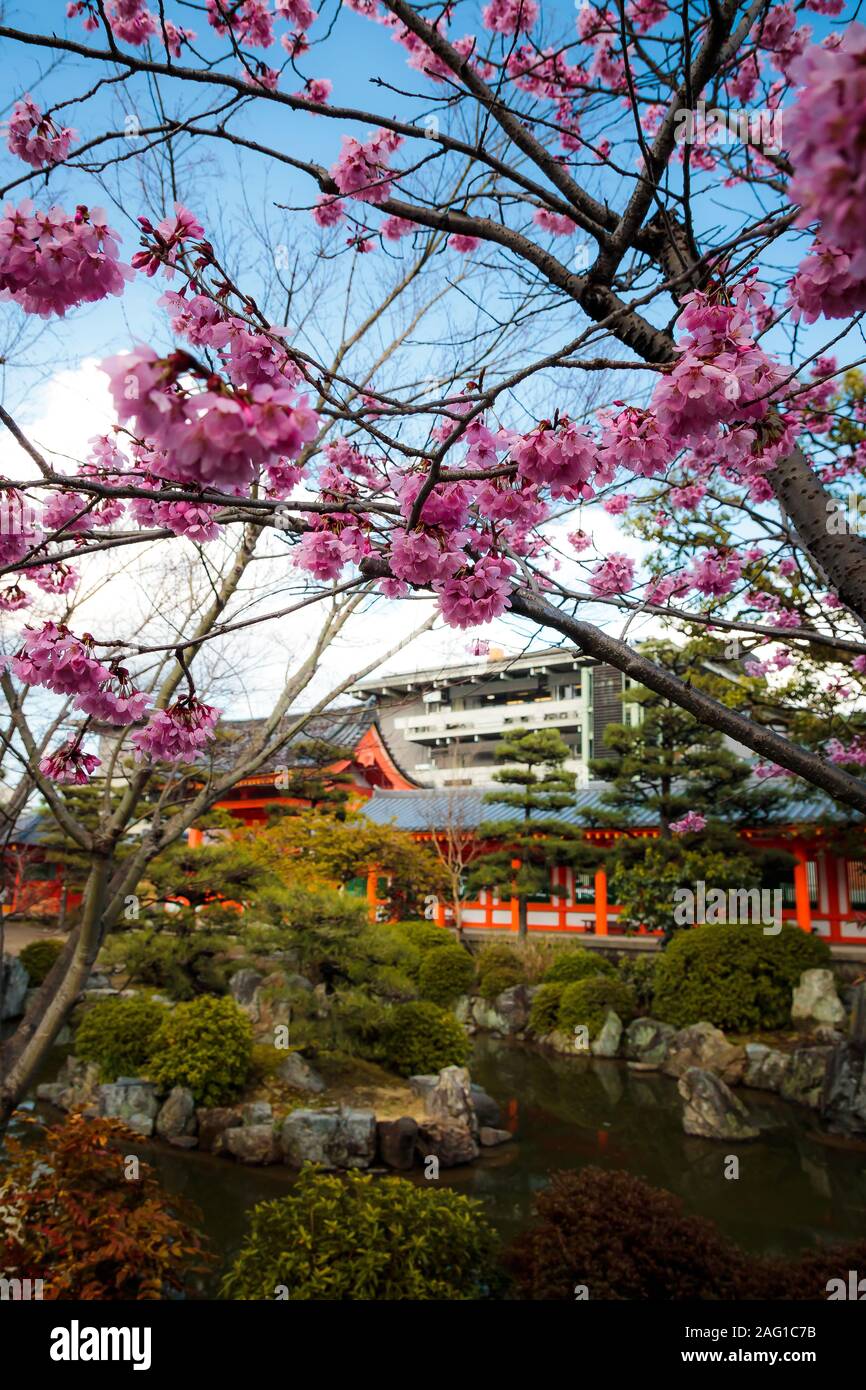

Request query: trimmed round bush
[
  {"left": 419, "top": 946, "right": 475, "bottom": 1006},
  {"left": 479, "top": 965, "right": 525, "bottom": 1000},
  {"left": 18, "top": 937, "right": 64, "bottom": 986},
  {"left": 75, "top": 997, "right": 166, "bottom": 1081},
  {"left": 528, "top": 982, "right": 564, "bottom": 1036},
  {"left": 380, "top": 1000, "right": 471, "bottom": 1076},
  {"left": 476, "top": 943, "right": 526, "bottom": 976},
  {"left": 543, "top": 949, "right": 616, "bottom": 986},
  {"left": 557, "top": 977, "right": 636, "bottom": 1039},
  {"left": 222, "top": 1165, "right": 498, "bottom": 1299},
  {"left": 391, "top": 921, "right": 452, "bottom": 954},
  {"left": 652, "top": 922, "right": 830, "bottom": 1032},
  {"left": 149, "top": 995, "right": 253, "bottom": 1106}
]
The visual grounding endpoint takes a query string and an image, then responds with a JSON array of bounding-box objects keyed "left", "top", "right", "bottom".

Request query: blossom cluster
[
  {"left": 0, "top": 201, "right": 131, "bottom": 318},
  {"left": 7, "top": 97, "right": 75, "bottom": 168}
]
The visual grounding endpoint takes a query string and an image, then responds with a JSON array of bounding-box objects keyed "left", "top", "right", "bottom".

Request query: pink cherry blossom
[
  {"left": 670, "top": 811, "right": 707, "bottom": 834},
  {"left": 0, "top": 201, "right": 132, "bottom": 318},
  {"left": 40, "top": 742, "right": 102, "bottom": 785},
  {"left": 130, "top": 696, "right": 220, "bottom": 763},
  {"left": 589, "top": 553, "right": 635, "bottom": 596},
  {"left": 482, "top": 0, "right": 539, "bottom": 35},
  {"left": 7, "top": 97, "right": 75, "bottom": 168}
]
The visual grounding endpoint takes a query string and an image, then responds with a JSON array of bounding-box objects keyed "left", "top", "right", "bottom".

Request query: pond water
[{"left": 104, "top": 1036, "right": 866, "bottom": 1292}]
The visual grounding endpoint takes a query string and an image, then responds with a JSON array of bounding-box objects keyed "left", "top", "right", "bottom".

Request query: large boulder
[
  {"left": 663, "top": 1022, "right": 746, "bottom": 1085},
  {"left": 228, "top": 967, "right": 264, "bottom": 1013},
  {"left": 780, "top": 1045, "right": 834, "bottom": 1109},
  {"left": 470, "top": 1084, "right": 502, "bottom": 1129},
  {"left": 422, "top": 1065, "right": 478, "bottom": 1136},
  {"left": 242, "top": 1100, "right": 272, "bottom": 1126},
  {"left": 490, "top": 985, "right": 530, "bottom": 1033},
  {"left": 416, "top": 1119, "right": 479, "bottom": 1168},
  {"left": 196, "top": 1105, "right": 242, "bottom": 1153},
  {"left": 624, "top": 1017, "right": 676, "bottom": 1068},
  {"left": 280, "top": 1106, "right": 376, "bottom": 1170},
  {"left": 0, "top": 955, "right": 29, "bottom": 1020},
  {"left": 591, "top": 1010, "right": 623, "bottom": 1059},
  {"left": 743, "top": 1043, "right": 789, "bottom": 1092},
  {"left": 678, "top": 1067, "right": 759, "bottom": 1141},
  {"left": 469, "top": 997, "right": 509, "bottom": 1033},
  {"left": 276, "top": 1051, "right": 325, "bottom": 1094},
  {"left": 376, "top": 1117, "right": 418, "bottom": 1170},
  {"left": 155, "top": 1086, "right": 197, "bottom": 1147},
  {"left": 223, "top": 1123, "right": 278, "bottom": 1165},
  {"left": 820, "top": 1043, "right": 866, "bottom": 1136},
  {"left": 792, "top": 969, "right": 846, "bottom": 1031},
  {"left": 98, "top": 1079, "right": 160, "bottom": 1137}
]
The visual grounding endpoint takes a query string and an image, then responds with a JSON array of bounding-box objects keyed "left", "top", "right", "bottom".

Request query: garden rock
[
  {"left": 743, "top": 1043, "right": 789, "bottom": 1092},
  {"left": 820, "top": 1042, "right": 866, "bottom": 1136},
  {"left": 228, "top": 968, "right": 264, "bottom": 1013},
  {"left": 663, "top": 1022, "right": 746, "bottom": 1085},
  {"left": 479, "top": 1126, "right": 512, "bottom": 1146},
  {"left": 590, "top": 1010, "right": 623, "bottom": 1058},
  {"left": 416, "top": 1118, "right": 479, "bottom": 1167},
  {"left": 280, "top": 1106, "right": 376, "bottom": 1169},
  {"left": 196, "top": 1106, "right": 242, "bottom": 1152},
  {"left": 242, "top": 1101, "right": 272, "bottom": 1126},
  {"left": 469, "top": 997, "right": 509, "bottom": 1033},
  {"left": 624, "top": 1017, "right": 676, "bottom": 1067},
  {"left": 470, "top": 1084, "right": 501, "bottom": 1128},
  {"left": 780, "top": 1045, "right": 834, "bottom": 1109},
  {"left": 223, "top": 1123, "right": 278, "bottom": 1165},
  {"left": 792, "top": 969, "right": 846, "bottom": 1030},
  {"left": 276, "top": 1051, "right": 325, "bottom": 1093},
  {"left": 156, "top": 1087, "right": 197, "bottom": 1146},
  {"left": 376, "top": 1116, "right": 418, "bottom": 1169},
  {"left": 423, "top": 1065, "right": 478, "bottom": 1136},
  {"left": 678, "top": 1067, "right": 759, "bottom": 1141},
  {"left": 98, "top": 1080, "right": 159, "bottom": 1137},
  {"left": 0, "top": 955, "right": 29, "bottom": 1020},
  {"left": 491, "top": 985, "right": 530, "bottom": 1032}
]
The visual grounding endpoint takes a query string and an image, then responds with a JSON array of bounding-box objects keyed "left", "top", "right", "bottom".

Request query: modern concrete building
[{"left": 351, "top": 647, "right": 636, "bottom": 788}]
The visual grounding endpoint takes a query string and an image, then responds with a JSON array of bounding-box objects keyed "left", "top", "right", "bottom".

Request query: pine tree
[
  {"left": 466, "top": 728, "right": 582, "bottom": 938},
  {"left": 268, "top": 737, "right": 356, "bottom": 821},
  {"left": 583, "top": 640, "right": 794, "bottom": 944}
]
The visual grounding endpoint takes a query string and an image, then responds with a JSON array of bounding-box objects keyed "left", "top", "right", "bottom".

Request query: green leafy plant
[
  {"left": 18, "top": 938, "right": 64, "bottom": 986},
  {"left": 418, "top": 945, "right": 475, "bottom": 1006},
  {"left": 478, "top": 965, "right": 525, "bottom": 1000},
  {"left": 222, "top": 1165, "right": 498, "bottom": 1299},
  {"left": 557, "top": 977, "right": 636, "bottom": 1039},
  {"left": 543, "top": 949, "right": 615, "bottom": 985},
  {"left": 616, "top": 953, "right": 658, "bottom": 1011},
  {"left": 528, "top": 982, "right": 565, "bottom": 1036},
  {"left": 652, "top": 922, "right": 830, "bottom": 1031},
  {"left": 149, "top": 995, "right": 253, "bottom": 1105},
  {"left": 74, "top": 997, "right": 167, "bottom": 1081},
  {"left": 98, "top": 927, "right": 231, "bottom": 1000},
  {"left": 380, "top": 1000, "right": 471, "bottom": 1076}
]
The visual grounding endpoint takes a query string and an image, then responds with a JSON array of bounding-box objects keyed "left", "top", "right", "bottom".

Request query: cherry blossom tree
[{"left": 2, "top": 0, "right": 866, "bottom": 1112}]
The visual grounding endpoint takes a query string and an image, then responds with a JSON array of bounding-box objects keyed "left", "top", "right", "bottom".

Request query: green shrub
[
  {"left": 380, "top": 1001, "right": 471, "bottom": 1076},
  {"left": 74, "top": 997, "right": 166, "bottom": 1081},
  {"left": 391, "top": 920, "right": 452, "bottom": 954},
  {"left": 18, "top": 938, "right": 64, "bottom": 986},
  {"left": 543, "top": 948, "right": 616, "bottom": 985},
  {"left": 222, "top": 1165, "right": 498, "bottom": 1299},
  {"left": 418, "top": 946, "right": 475, "bottom": 1006},
  {"left": 479, "top": 965, "right": 525, "bottom": 1000},
  {"left": 99, "top": 928, "right": 230, "bottom": 1000},
  {"left": 475, "top": 944, "right": 526, "bottom": 999},
  {"left": 557, "top": 977, "right": 636, "bottom": 1039},
  {"left": 616, "top": 953, "right": 658, "bottom": 1011},
  {"left": 149, "top": 995, "right": 253, "bottom": 1106},
  {"left": 528, "top": 982, "right": 564, "bottom": 1036},
  {"left": 652, "top": 922, "right": 830, "bottom": 1032}
]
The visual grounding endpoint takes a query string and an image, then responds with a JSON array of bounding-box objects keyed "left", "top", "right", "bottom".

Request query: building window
[{"left": 847, "top": 860, "right": 866, "bottom": 909}]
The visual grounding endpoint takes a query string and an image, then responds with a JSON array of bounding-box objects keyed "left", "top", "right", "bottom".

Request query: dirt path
[{"left": 1, "top": 919, "right": 66, "bottom": 955}]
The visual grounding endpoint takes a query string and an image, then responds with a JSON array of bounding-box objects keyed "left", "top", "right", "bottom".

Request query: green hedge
[
  {"left": 149, "top": 995, "right": 253, "bottom": 1105},
  {"left": 528, "top": 982, "right": 565, "bottom": 1036},
  {"left": 557, "top": 977, "right": 637, "bottom": 1039},
  {"left": 222, "top": 1165, "right": 498, "bottom": 1299},
  {"left": 543, "top": 949, "right": 616, "bottom": 986},
  {"left": 652, "top": 922, "right": 831, "bottom": 1032},
  {"left": 74, "top": 997, "right": 166, "bottom": 1081},
  {"left": 419, "top": 946, "right": 475, "bottom": 1006},
  {"left": 380, "top": 1000, "right": 471, "bottom": 1076},
  {"left": 18, "top": 938, "right": 64, "bottom": 986}
]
